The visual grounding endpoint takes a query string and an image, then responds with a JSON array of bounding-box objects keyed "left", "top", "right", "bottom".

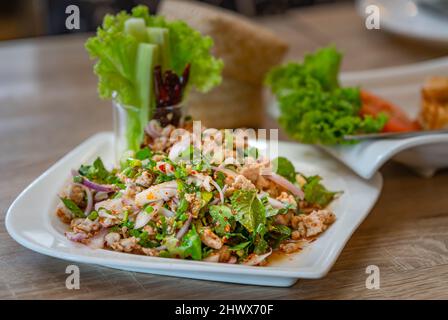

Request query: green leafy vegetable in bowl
[
  {"left": 265, "top": 46, "right": 387, "bottom": 145},
  {"left": 85, "top": 5, "right": 223, "bottom": 151}
]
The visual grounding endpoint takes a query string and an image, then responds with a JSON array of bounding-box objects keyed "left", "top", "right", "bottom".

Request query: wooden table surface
[{"left": 1, "top": 2, "right": 448, "bottom": 299}]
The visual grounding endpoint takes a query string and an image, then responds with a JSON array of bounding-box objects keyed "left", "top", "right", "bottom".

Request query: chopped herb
[
  {"left": 60, "top": 197, "right": 84, "bottom": 218},
  {"left": 145, "top": 205, "right": 154, "bottom": 214},
  {"left": 73, "top": 175, "right": 84, "bottom": 183},
  {"left": 209, "top": 205, "right": 234, "bottom": 236},
  {"left": 303, "top": 175, "right": 337, "bottom": 207},
  {"left": 272, "top": 157, "right": 296, "bottom": 182},
  {"left": 135, "top": 147, "right": 152, "bottom": 160},
  {"left": 87, "top": 210, "right": 99, "bottom": 221}
]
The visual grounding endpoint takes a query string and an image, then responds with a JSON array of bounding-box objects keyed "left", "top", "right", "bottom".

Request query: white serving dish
[
  {"left": 6, "top": 132, "right": 382, "bottom": 287},
  {"left": 268, "top": 57, "right": 448, "bottom": 179}
]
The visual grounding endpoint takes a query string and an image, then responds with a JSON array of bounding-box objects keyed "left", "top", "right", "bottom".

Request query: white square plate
[{"left": 6, "top": 132, "right": 382, "bottom": 287}]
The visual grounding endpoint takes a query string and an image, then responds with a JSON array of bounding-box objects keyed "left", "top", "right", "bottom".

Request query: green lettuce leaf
[
  {"left": 230, "top": 190, "right": 266, "bottom": 233},
  {"left": 265, "top": 46, "right": 387, "bottom": 145}
]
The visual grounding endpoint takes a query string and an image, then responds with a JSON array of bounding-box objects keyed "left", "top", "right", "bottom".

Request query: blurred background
[
  {"left": 0, "top": 0, "right": 347, "bottom": 40},
  {"left": 1, "top": 0, "right": 448, "bottom": 129}
]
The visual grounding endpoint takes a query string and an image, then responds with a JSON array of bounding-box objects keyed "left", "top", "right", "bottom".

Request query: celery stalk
[
  {"left": 124, "top": 18, "right": 147, "bottom": 43},
  {"left": 147, "top": 27, "right": 171, "bottom": 70},
  {"left": 125, "top": 43, "right": 159, "bottom": 152}
]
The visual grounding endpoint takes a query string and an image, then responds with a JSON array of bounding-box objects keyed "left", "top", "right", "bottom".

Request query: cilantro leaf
[
  {"left": 303, "top": 175, "right": 337, "bottom": 207},
  {"left": 135, "top": 147, "right": 152, "bottom": 160},
  {"left": 78, "top": 157, "right": 109, "bottom": 182}
]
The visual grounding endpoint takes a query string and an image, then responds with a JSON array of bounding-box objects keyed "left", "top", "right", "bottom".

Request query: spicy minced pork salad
[{"left": 56, "top": 120, "right": 338, "bottom": 266}]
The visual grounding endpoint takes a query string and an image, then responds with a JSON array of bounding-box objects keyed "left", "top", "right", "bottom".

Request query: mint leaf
[
  {"left": 253, "top": 223, "right": 269, "bottom": 255},
  {"left": 268, "top": 223, "right": 292, "bottom": 248},
  {"left": 272, "top": 157, "right": 296, "bottom": 182},
  {"left": 231, "top": 190, "right": 266, "bottom": 233},
  {"left": 209, "top": 205, "right": 234, "bottom": 236},
  {"left": 167, "top": 225, "right": 202, "bottom": 260}
]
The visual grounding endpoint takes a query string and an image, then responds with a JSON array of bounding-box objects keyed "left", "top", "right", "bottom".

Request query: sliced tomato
[{"left": 360, "top": 90, "right": 421, "bottom": 132}]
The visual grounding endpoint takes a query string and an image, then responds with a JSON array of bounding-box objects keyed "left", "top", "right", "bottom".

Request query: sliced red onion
[
  {"left": 121, "top": 197, "right": 139, "bottom": 212},
  {"left": 71, "top": 169, "right": 116, "bottom": 193},
  {"left": 134, "top": 212, "right": 152, "bottom": 230},
  {"left": 95, "top": 198, "right": 123, "bottom": 213},
  {"left": 262, "top": 172, "right": 304, "bottom": 200},
  {"left": 202, "top": 176, "right": 212, "bottom": 192},
  {"left": 209, "top": 198, "right": 220, "bottom": 206},
  {"left": 159, "top": 207, "right": 175, "bottom": 218},
  {"left": 168, "top": 138, "right": 191, "bottom": 162},
  {"left": 176, "top": 215, "right": 192, "bottom": 240},
  {"left": 65, "top": 231, "right": 87, "bottom": 242},
  {"left": 155, "top": 245, "right": 167, "bottom": 251},
  {"left": 82, "top": 178, "right": 116, "bottom": 193},
  {"left": 258, "top": 192, "right": 286, "bottom": 208},
  {"left": 203, "top": 253, "right": 220, "bottom": 263},
  {"left": 88, "top": 228, "right": 108, "bottom": 249},
  {"left": 209, "top": 178, "right": 224, "bottom": 205},
  {"left": 94, "top": 191, "right": 109, "bottom": 202},
  {"left": 242, "top": 249, "right": 272, "bottom": 266},
  {"left": 267, "top": 197, "right": 288, "bottom": 209},
  {"left": 135, "top": 180, "right": 178, "bottom": 206},
  {"left": 145, "top": 119, "right": 162, "bottom": 138},
  {"left": 134, "top": 201, "right": 162, "bottom": 229},
  {"left": 73, "top": 183, "right": 93, "bottom": 216}
]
